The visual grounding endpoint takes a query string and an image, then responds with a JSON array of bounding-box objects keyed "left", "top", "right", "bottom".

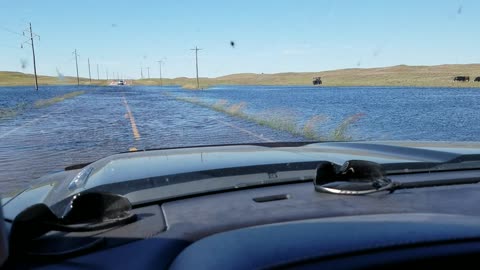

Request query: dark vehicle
[
  {"left": 454, "top": 76, "right": 470, "bottom": 82},
  {"left": 4, "top": 141, "right": 480, "bottom": 269},
  {"left": 313, "top": 76, "right": 322, "bottom": 85},
  {"left": 475, "top": 77, "right": 480, "bottom": 82}
]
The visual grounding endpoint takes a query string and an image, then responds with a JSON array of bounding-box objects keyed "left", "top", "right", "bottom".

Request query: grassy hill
[
  {"left": 2, "top": 64, "right": 480, "bottom": 88},
  {"left": 135, "top": 64, "right": 480, "bottom": 89},
  {"left": 0, "top": 71, "right": 107, "bottom": 86}
]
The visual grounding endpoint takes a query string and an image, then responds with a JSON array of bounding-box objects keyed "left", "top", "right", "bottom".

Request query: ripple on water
[{"left": 1, "top": 85, "right": 480, "bottom": 195}]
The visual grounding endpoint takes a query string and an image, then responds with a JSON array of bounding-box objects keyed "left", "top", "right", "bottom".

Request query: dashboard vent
[{"left": 253, "top": 194, "right": 290, "bottom": 203}]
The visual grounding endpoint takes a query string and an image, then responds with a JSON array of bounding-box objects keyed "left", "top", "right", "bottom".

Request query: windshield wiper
[{"left": 314, "top": 160, "right": 480, "bottom": 195}]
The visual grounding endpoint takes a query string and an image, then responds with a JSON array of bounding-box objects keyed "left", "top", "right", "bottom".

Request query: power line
[
  {"left": 0, "top": 43, "right": 23, "bottom": 50},
  {"left": 191, "top": 46, "right": 202, "bottom": 89},
  {"left": 0, "top": 26, "right": 23, "bottom": 36}
]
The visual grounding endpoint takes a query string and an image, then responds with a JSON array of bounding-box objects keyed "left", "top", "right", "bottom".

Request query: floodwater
[{"left": 1, "top": 84, "right": 480, "bottom": 195}]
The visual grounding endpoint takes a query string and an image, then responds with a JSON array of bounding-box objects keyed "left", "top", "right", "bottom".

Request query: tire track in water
[
  {"left": 0, "top": 90, "right": 133, "bottom": 195},
  {"left": 0, "top": 110, "right": 59, "bottom": 139},
  {"left": 161, "top": 92, "right": 277, "bottom": 143},
  {"left": 211, "top": 117, "right": 275, "bottom": 143},
  {"left": 0, "top": 87, "right": 284, "bottom": 195}
]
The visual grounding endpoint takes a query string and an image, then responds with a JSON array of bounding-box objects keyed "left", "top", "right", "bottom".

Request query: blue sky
[{"left": 0, "top": 0, "right": 478, "bottom": 79}]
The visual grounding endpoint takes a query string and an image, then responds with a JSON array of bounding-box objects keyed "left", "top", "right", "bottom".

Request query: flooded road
[
  {"left": 1, "top": 85, "right": 480, "bottom": 195},
  {"left": 0, "top": 85, "right": 301, "bottom": 195}
]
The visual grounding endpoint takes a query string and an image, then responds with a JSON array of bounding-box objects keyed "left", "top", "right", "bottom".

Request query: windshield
[{"left": 1, "top": 1, "right": 480, "bottom": 197}]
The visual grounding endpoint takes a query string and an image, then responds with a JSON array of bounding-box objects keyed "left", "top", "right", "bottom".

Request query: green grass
[
  {"left": 167, "top": 93, "right": 361, "bottom": 141},
  {"left": 34, "top": 91, "right": 85, "bottom": 108}
]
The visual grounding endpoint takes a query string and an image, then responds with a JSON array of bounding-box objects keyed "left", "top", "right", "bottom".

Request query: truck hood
[{"left": 3, "top": 141, "right": 480, "bottom": 220}]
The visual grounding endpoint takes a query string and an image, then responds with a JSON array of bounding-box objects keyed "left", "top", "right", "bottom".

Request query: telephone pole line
[
  {"left": 157, "top": 60, "right": 163, "bottom": 86},
  {"left": 96, "top": 64, "right": 99, "bottom": 80},
  {"left": 73, "top": 49, "right": 80, "bottom": 86},
  {"left": 106, "top": 68, "right": 109, "bottom": 81},
  {"left": 141, "top": 67, "right": 144, "bottom": 79},
  {"left": 21, "top": 23, "right": 40, "bottom": 90},
  {"left": 147, "top": 67, "right": 150, "bottom": 79},
  {"left": 191, "top": 46, "right": 202, "bottom": 89},
  {"left": 87, "top": 58, "right": 92, "bottom": 83}
]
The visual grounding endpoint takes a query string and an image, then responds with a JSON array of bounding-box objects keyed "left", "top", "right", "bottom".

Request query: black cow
[
  {"left": 313, "top": 77, "right": 322, "bottom": 85},
  {"left": 474, "top": 77, "right": 480, "bottom": 82},
  {"left": 454, "top": 76, "right": 470, "bottom": 82}
]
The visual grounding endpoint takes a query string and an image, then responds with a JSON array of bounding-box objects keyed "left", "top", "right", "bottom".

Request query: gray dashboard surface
[
  {"left": 169, "top": 213, "right": 480, "bottom": 270},
  {"left": 160, "top": 179, "right": 480, "bottom": 241},
  {"left": 19, "top": 171, "right": 480, "bottom": 269}
]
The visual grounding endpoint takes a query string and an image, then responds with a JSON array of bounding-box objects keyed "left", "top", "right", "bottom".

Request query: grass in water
[
  {"left": 227, "top": 102, "right": 246, "bottom": 115},
  {"left": 34, "top": 91, "right": 85, "bottom": 108},
  {"left": 212, "top": 99, "right": 230, "bottom": 112},
  {"left": 0, "top": 102, "right": 29, "bottom": 119},
  {"left": 169, "top": 93, "right": 363, "bottom": 141},
  {"left": 252, "top": 110, "right": 301, "bottom": 136},
  {"left": 1, "top": 91, "right": 86, "bottom": 120},
  {"left": 303, "top": 115, "right": 328, "bottom": 140},
  {"left": 331, "top": 113, "right": 365, "bottom": 141},
  {"left": 0, "top": 108, "right": 19, "bottom": 119}
]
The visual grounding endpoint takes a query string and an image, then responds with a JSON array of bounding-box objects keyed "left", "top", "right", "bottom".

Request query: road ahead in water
[
  {"left": 0, "top": 85, "right": 301, "bottom": 194},
  {"left": 1, "top": 84, "right": 480, "bottom": 195}
]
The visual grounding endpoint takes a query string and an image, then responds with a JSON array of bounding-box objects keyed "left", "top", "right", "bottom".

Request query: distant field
[
  {"left": 0, "top": 71, "right": 107, "bottom": 86},
  {"left": 133, "top": 64, "right": 480, "bottom": 89},
  {"left": 2, "top": 64, "right": 480, "bottom": 88}
]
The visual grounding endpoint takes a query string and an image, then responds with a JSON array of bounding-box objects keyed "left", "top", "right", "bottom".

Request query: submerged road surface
[
  {"left": 0, "top": 85, "right": 301, "bottom": 195},
  {"left": 2, "top": 84, "right": 480, "bottom": 195}
]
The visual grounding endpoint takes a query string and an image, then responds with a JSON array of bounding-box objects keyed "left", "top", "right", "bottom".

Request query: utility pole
[
  {"left": 157, "top": 60, "right": 163, "bottom": 86},
  {"left": 191, "top": 46, "right": 202, "bottom": 89},
  {"left": 141, "top": 67, "right": 144, "bottom": 79},
  {"left": 73, "top": 49, "right": 79, "bottom": 86},
  {"left": 96, "top": 64, "right": 99, "bottom": 80},
  {"left": 87, "top": 58, "right": 92, "bottom": 83},
  {"left": 106, "top": 68, "right": 109, "bottom": 81},
  {"left": 147, "top": 67, "right": 150, "bottom": 79},
  {"left": 21, "top": 23, "right": 40, "bottom": 90}
]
